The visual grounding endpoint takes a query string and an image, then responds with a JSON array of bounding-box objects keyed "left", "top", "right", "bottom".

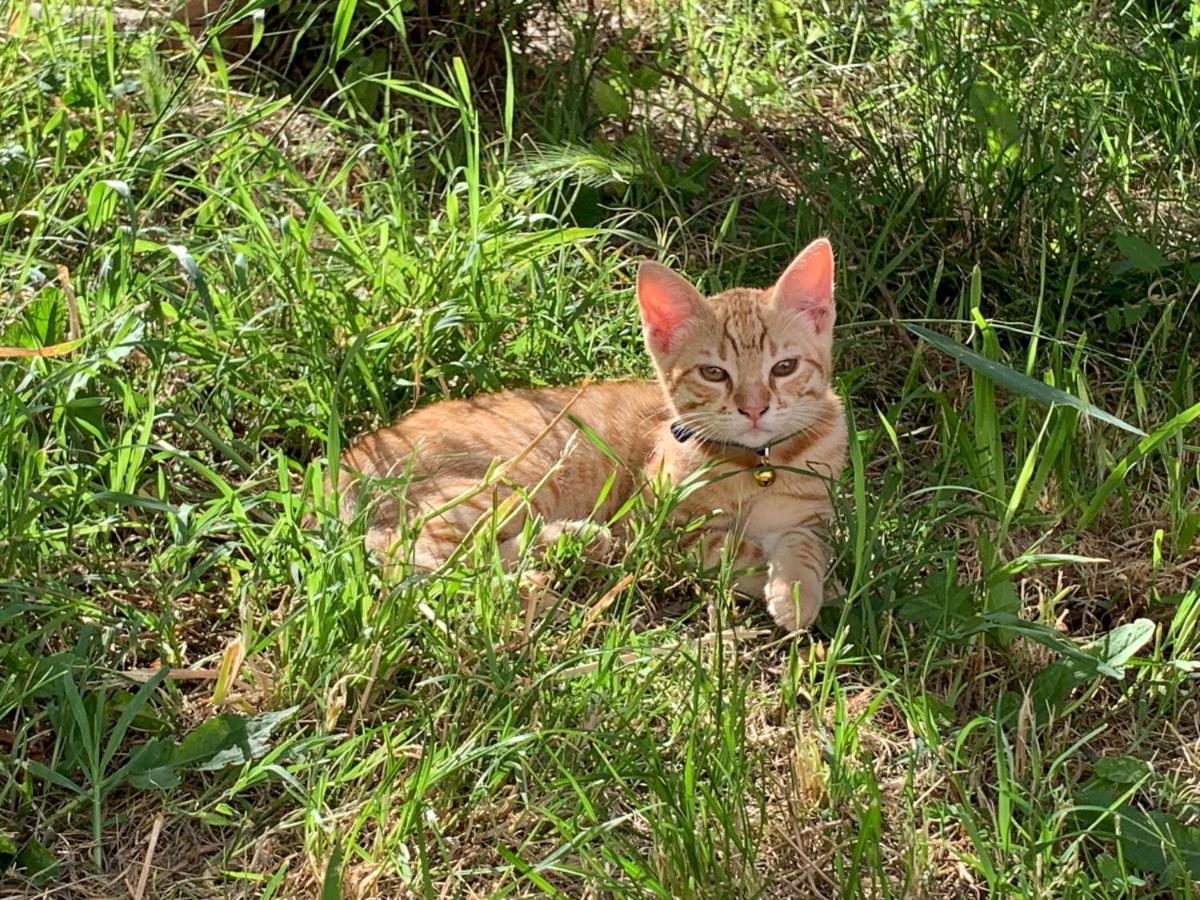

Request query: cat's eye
[
  {"left": 771, "top": 358, "right": 799, "bottom": 377},
  {"left": 699, "top": 365, "right": 729, "bottom": 382}
]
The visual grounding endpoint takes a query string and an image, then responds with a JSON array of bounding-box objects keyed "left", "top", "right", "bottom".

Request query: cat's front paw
[{"left": 764, "top": 574, "right": 822, "bottom": 632}]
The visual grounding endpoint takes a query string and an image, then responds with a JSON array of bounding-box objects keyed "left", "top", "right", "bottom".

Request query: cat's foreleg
[
  {"left": 697, "top": 523, "right": 768, "bottom": 595},
  {"left": 762, "top": 527, "right": 828, "bottom": 631}
]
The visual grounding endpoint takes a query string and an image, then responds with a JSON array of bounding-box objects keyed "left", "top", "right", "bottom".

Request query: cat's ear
[
  {"left": 637, "top": 261, "right": 706, "bottom": 354},
  {"left": 772, "top": 238, "right": 835, "bottom": 334}
]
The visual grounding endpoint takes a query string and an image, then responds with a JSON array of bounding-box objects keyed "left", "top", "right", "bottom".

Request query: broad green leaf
[
  {"left": 1116, "top": 810, "right": 1200, "bottom": 879},
  {"left": 1032, "top": 619, "right": 1156, "bottom": 712},
  {"left": 1115, "top": 233, "right": 1168, "bottom": 273},
  {"left": 1074, "top": 785, "right": 1200, "bottom": 879},
  {"left": 968, "top": 82, "right": 1020, "bottom": 149},
  {"left": 768, "top": 0, "right": 798, "bottom": 32},
  {"left": 84, "top": 179, "right": 132, "bottom": 232},
  {"left": 126, "top": 737, "right": 180, "bottom": 790},
  {"left": 630, "top": 66, "right": 661, "bottom": 91},
  {"left": 592, "top": 79, "right": 629, "bottom": 118},
  {"left": 15, "top": 838, "right": 59, "bottom": 887},
  {"left": 86, "top": 181, "right": 119, "bottom": 229},
  {"left": 1092, "top": 756, "right": 1152, "bottom": 786},
  {"left": 1082, "top": 618, "right": 1157, "bottom": 668},
  {"left": 907, "top": 324, "right": 1145, "bottom": 436},
  {"left": 129, "top": 765, "right": 182, "bottom": 791},
  {"left": 184, "top": 707, "right": 296, "bottom": 771},
  {"left": 128, "top": 708, "right": 297, "bottom": 790}
]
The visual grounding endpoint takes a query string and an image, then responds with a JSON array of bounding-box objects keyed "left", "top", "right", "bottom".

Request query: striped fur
[{"left": 333, "top": 239, "right": 846, "bottom": 631}]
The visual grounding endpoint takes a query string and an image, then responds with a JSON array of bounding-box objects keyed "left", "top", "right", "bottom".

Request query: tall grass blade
[{"left": 906, "top": 324, "right": 1144, "bottom": 436}]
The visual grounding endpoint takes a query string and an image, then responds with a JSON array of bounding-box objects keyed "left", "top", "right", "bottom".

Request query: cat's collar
[
  {"left": 668, "top": 421, "right": 781, "bottom": 487},
  {"left": 669, "top": 420, "right": 772, "bottom": 456}
]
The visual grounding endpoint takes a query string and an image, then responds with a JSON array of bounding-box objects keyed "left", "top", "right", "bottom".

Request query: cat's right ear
[{"left": 637, "top": 261, "right": 705, "bottom": 355}]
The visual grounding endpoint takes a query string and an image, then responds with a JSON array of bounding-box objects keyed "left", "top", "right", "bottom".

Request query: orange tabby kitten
[{"left": 332, "top": 238, "right": 847, "bottom": 630}]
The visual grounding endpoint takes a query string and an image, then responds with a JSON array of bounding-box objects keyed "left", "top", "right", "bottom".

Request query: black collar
[
  {"left": 670, "top": 420, "right": 797, "bottom": 488},
  {"left": 669, "top": 421, "right": 777, "bottom": 458}
]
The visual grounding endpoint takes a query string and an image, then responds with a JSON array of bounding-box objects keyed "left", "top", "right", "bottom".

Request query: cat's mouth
[
  {"left": 734, "top": 414, "right": 805, "bottom": 446},
  {"left": 705, "top": 413, "right": 801, "bottom": 446},
  {"left": 735, "top": 422, "right": 777, "bottom": 444}
]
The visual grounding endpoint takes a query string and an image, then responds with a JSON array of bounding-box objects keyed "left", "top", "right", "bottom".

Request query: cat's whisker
[{"left": 676, "top": 417, "right": 727, "bottom": 443}]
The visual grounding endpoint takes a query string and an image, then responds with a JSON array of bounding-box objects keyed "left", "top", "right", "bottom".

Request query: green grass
[{"left": 2, "top": 0, "right": 1199, "bottom": 896}]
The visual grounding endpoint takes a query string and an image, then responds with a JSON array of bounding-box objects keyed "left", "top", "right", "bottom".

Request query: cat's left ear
[{"left": 772, "top": 238, "right": 835, "bottom": 335}]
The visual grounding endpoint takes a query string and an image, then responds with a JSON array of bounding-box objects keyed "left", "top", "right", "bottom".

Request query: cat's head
[{"left": 637, "top": 238, "right": 837, "bottom": 448}]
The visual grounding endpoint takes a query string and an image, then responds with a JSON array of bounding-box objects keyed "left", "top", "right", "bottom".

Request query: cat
[{"left": 329, "top": 238, "right": 847, "bottom": 630}]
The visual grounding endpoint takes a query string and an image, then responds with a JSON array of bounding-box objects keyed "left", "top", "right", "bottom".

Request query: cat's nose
[{"left": 738, "top": 404, "right": 769, "bottom": 425}]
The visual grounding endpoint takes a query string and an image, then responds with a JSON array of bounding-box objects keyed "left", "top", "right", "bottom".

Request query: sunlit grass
[{"left": 1, "top": 0, "right": 1198, "bottom": 896}]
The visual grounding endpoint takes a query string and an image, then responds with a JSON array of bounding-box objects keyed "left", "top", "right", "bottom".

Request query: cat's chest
[
  {"left": 669, "top": 458, "right": 812, "bottom": 526},
  {"left": 652, "top": 439, "right": 836, "bottom": 531}
]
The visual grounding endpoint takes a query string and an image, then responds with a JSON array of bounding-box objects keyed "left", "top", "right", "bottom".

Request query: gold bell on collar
[{"left": 753, "top": 446, "right": 776, "bottom": 487}]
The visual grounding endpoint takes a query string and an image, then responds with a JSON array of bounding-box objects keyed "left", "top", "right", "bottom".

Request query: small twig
[
  {"left": 132, "top": 812, "right": 164, "bottom": 900},
  {"left": 581, "top": 572, "right": 635, "bottom": 632},
  {"left": 876, "top": 283, "right": 919, "bottom": 353},
  {"left": 415, "top": 601, "right": 450, "bottom": 636},
  {"left": 555, "top": 648, "right": 673, "bottom": 679},
  {"left": 347, "top": 642, "right": 382, "bottom": 735},
  {"left": 875, "top": 280, "right": 949, "bottom": 397},
  {"left": 56, "top": 265, "right": 81, "bottom": 341},
  {"left": 0, "top": 339, "right": 81, "bottom": 358},
  {"left": 122, "top": 667, "right": 219, "bottom": 683}
]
